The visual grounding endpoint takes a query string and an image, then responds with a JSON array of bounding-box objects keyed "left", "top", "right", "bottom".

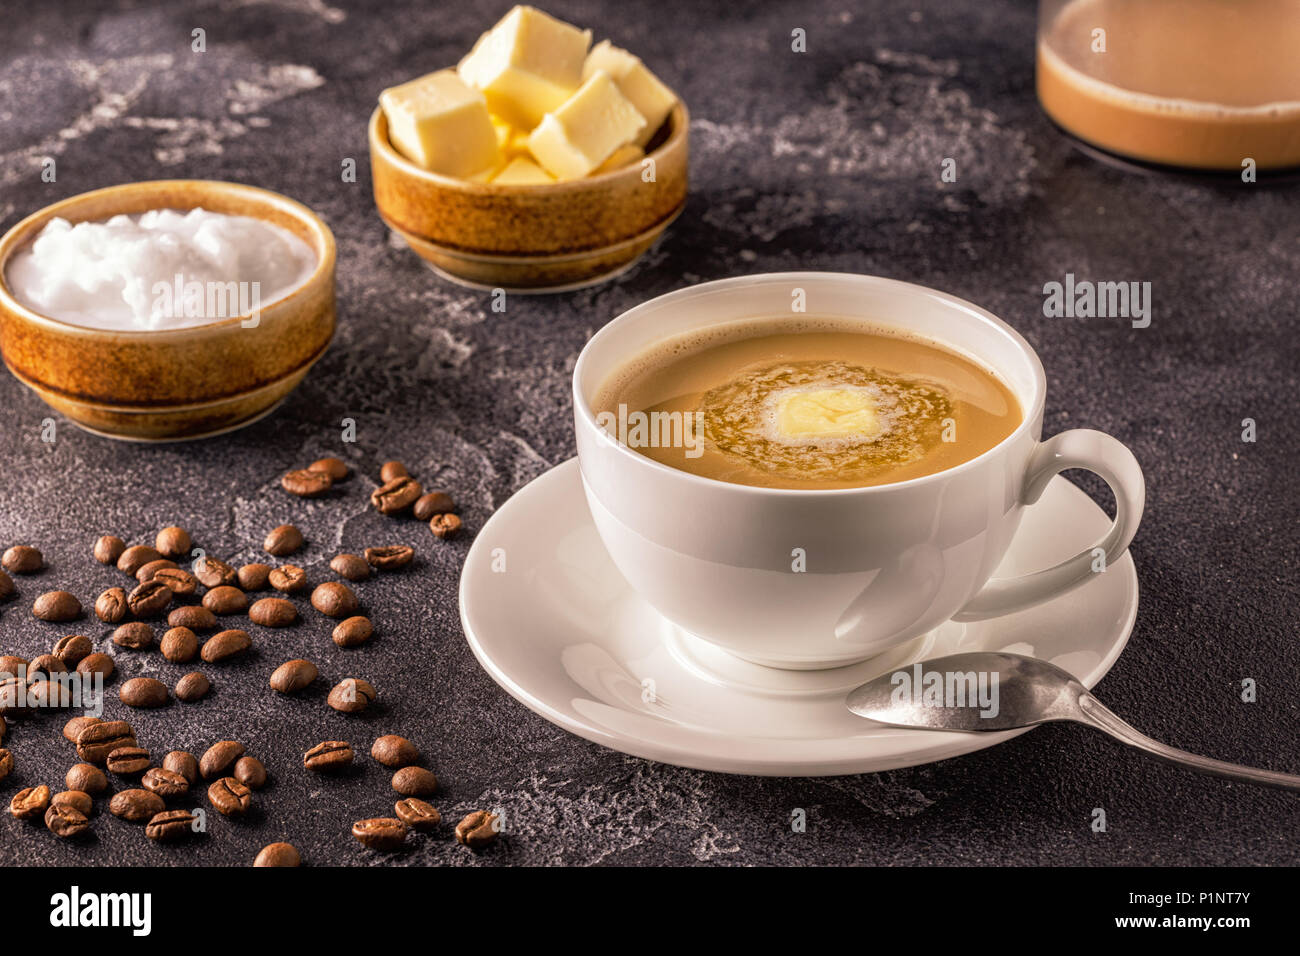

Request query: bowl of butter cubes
[{"left": 369, "top": 5, "right": 688, "bottom": 291}]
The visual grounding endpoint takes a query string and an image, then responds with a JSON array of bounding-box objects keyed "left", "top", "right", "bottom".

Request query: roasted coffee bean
[
  {"left": 371, "top": 476, "right": 422, "bottom": 515},
  {"left": 117, "top": 545, "right": 164, "bottom": 576},
  {"left": 455, "top": 810, "right": 500, "bottom": 848},
  {"left": 63, "top": 716, "right": 100, "bottom": 743},
  {"left": 160, "top": 626, "right": 199, "bottom": 663},
  {"left": 201, "top": 629, "right": 251, "bottom": 663},
  {"left": 76, "top": 720, "right": 136, "bottom": 764},
  {"left": 142, "top": 767, "right": 190, "bottom": 798},
  {"left": 168, "top": 605, "right": 217, "bottom": 631},
  {"left": 208, "top": 777, "right": 251, "bottom": 817},
  {"left": 0, "top": 677, "right": 30, "bottom": 718},
  {"left": 146, "top": 809, "right": 197, "bottom": 842},
  {"left": 175, "top": 671, "right": 210, "bottom": 702},
  {"left": 379, "top": 460, "right": 408, "bottom": 482},
  {"left": 105, "top": 745, "right": 151, "bottom": 774},
  {"left": 95, "top": 587, "right": 129, "bottom": 623},
  {"left": 0, "top": 655, "right": 27, "bottom": 678},
  {"left": 237, "top": 563, "right": 272, "bottom": 591},
  {"left": 51, "top": 790, "right": 93, "bottom": 816},
  {"left": 234, "top": 756, "right": 267, "bottom": 790},
  {"left": 254, "top": 842, "right": 302, "bottom": 867},
  {"left": 371, "top": 735, "right": 419, "bottom": 768},
  {"left": 155, "top": 526, "right": 192, "bottom": 559},
  {"left": 2, "top": 545, "right": 43, "bottom": 574},
  {"left": 307, "top": 456, "right": 350, "bottom": 483},
  {"left": 202, "top": 585, "right": 247, "bottom": 615},
  {"left": 303, "top": 740, "right": 353, "bottom": 773},
  {"left": 76, "top": 653, "right": 115, "bottom": 681},
  {"left": 311, "top": 581, "right": 358, "bottom": 618},
  {"left": 93, "top": 535, "right": 126, "bottom": 565},
  {"left": 128, "top": 579, "right": 173, "bottom": 617},
  {"left": 264, "top": 524, "right": 303, "bottom": 556},
  {"left": 364, "top": 545, "right": 414, "bottom": 571},
  {"left": 200, "top": 740, "right": 245, "bottom": 779},
  {"left": 0, "top": 569, "right": 13, "bottom": 601},
  {"left": 392, "top": 766, "right": 438, "bottom": 797},
  {"left": 33, "top": 590, "right": 81, "bottom": 622},
  {"left": 329, "top": 553, "right": 370, "bottom": 581},
  {"left": 327, "top": 678, "right": 376, "bottom": 714},
  {"left": 268, "top": 565, "right": 307, "bottom": 593},
  {"left": 10, "top": 785, "right": 51, "bottom": 820},
  {"left": 413, "top": 491, "right": 456, "bottom": 521},
  {"left": 249, "top": 597, "right": 297, "bottom": 627},
  {"left": 27, "top": 680, "right": 74, "bottom": 710},
  {"left": 109, "top": 788, "right": 163, "bottom": 823},
  {"left": 45, "top": 803, "right": 89, "bottom": 838},
  {"left": 66, "top": 763, "right": 107, "bottom": 794},
  {"left": 163, "top": 751, "right": 199, "bottom": 784},
  {"left": 352, "top": 817, "right": 407, "bottom": 850},
  {"left": 429, "top": 513, "right": 463, "bottom": 539},
  {"left": 282, "top": 469, "right": 332, "bottom": 497},
  {"left": 28, "top": 653, "right": 66, "bottom": 677},
  {"left": 152, "top": 567, "right": 199, "bottom": 596},
  {"left": 333, "top": 615, "right": 373, "bottom": 648},
  {"left": 395, "top": 798, "right": 441, "bottom": 832},
  {"left": 270, "top": 659, "right": 317, "bottom": 694},
  {"left": 112, "top": 621, "right": 155, "bottom": 650},
  {"left": 0, "top": 715, "right": 6, "bottom": 742},
  {"left": 120, "top": 677, "right": 168, "bottom": 709},
  {"left": 135, "top": 558, "right": 179, "bottom": 583},
  {"left": 194, "top": 557, "right": 237, "bottom": 588},
  {"left": 0, "top": 748, "right": 12, "bottom": 783},
  {"left": 53, "top": 634, "right": 92, "bottom": 667}
]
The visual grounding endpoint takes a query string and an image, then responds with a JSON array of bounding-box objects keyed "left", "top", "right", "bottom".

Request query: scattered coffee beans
[
  {"left": 201, "top": 629, "right": 251, "bottom": 663},
  {"left": 10, "top": 785, "right": 50, "bottom": 820},
  {"left": 270, "top": 659, "right": 318, "bottom": 694},
  {"left": 194, "top": 557, "right": 238, "bottom": 588},
  {"left": 379, "top": 460, "right": 408, "bottom": 482},
  {"left": 203, "top": 585, "right": 247, "bottom": 615},
  {"left": 112, "top": 621, "right": 156, "bottom": 651},
  {"left": 237, "top": 563, "right": 272, "bottom": 590},
  {"left": 33, "top": 590, "right": 81, "bottom": 622},
  {"left": 76, "top": 720, "right": 136, "bottom": 765},
  {"left": 304, "top": 740, "right": 353, "bottom": 773},
  {"left": 63, "top": 716, "right": 100, "bottom": 743},
  {"left": 234, "top": 756, "right": 267, "bottom": 789},
  {"left": 76, "top": 653, "right": 115, "bottom": 681},
  {"left": 109, "top": 789, "right": 164, "bottom": 823},
  {"left": 135, "top": 558, "right": 178, "bottom": 583},
  {"left": 175, "top": 672, "right": 210, "bottom": 702},
  {"left": 127, "top": 579, "right": 172, "bottom": 617},
  {"left": 311, "top": 581, "right": 358, "bottom": 618},
  {"left": 53, "top": 634, "right": 92, "bottom": 667},
  {"left": 155, "top": 526, "right": 192, "bottom": 558},
  {"left": 45, "top": 803, "right": 89, "bottom": 837},
  {"left": 392, "top": 766, "right": 438, "bottom": 797},
  {"left": 105, "top": 745, "right": 151, "bottom": 774},
  {"left": 3, "top": 545, "right": 43, "bottom": 573},
  {"left": 169, "top": 605, "right": 217, "bottom": 631},
  {"left": 310, "top": 457, "right": 350, "bottom": 482},
  {"left": 333, "top": 615, "right": 373, "bottom": 648},
  {"left": 66, "top": 763, "right": 107, "bottom": 794},
  {"left": 117, "top": 545, "right": 164, "bottom": 576},
  {"left": 208, "top": 777, "right": 251, "bottom": 817},
  {"left": 249, "top": 597, "right": 297, "bottom": 627},
  {"left": 395, "top": 798, "right": 441, "bottom": 832},
  {"left": 142, "top": 767, "right": 190, "bottom": 798},
  {"left": 200, "top": 741, "right": 246, "bottom": 779},
  {"left": 93, "top": 535, "right": 126, "bottom": 565},
  {"left": 455, "top": 810, "right": 500, "bottom": 848},
  {"left": 28, "top": 653, "right": 65, "bottom": 677},
  {"left": 146, "top": 809, "right": 197, "bottom": 841},
  {"left": 28, "top": 679, "right": 74, "bottom": 710},
  {"left": 429, "top": 513, "right": 463, "bottom": 539},
  {"left": 364, "top": 545, "right": 414, "bottom": 570},
  {"left": 282, "top": 469, "right": 332, "bottom": 497},
  {"left": 371, "top": 735, "right": 419, "bottom": 768},
  {"left": 327, "top": 678, "right": 376, "bottom": 714},
  {"left": 264, "top": 524, "right": 303, "bottom": 556},
  {"left": 152, "top": 567, "right": 199, "bottom": 596},
  {"left": 413, "top": 491, "right": 455, "bottom": 521},
  {"left": 0, "top": 655, "right": 26, "bottom": 677},
  {"left": 163, "top": 751, "right": 199, "bottom": 784},
  {"left": 254, "top": 842, "right": 302, "bottom": 866},
  {"left": 269, "top": 565, "right": 307, "bottom": 593},
  {"left": 371, "top": 476, "right": 422, "bottom": 515},
  {"left": 95, "top": 587, "right": 128, "bottom": 623},
  {"left": 352, "top": 817, "right": 407, "bottom": 850},
  {"left": 120, "top": 677, "right": 168, "bottom": 709},
  {"left": 330, "top": 553, "right": 371, "bottom": 581},
  {"left": 0, "top": 748, "right": 12, "bottom": 783},
  {"left": 161, "top": 626, "right": 199, "bottom": 663},
  {"left": 51, "top": 790, "right": 93, "bottom": 815}
]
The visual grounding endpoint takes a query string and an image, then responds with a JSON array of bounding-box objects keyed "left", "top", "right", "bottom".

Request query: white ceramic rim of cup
[{"left": 573, "top": 271, "right": 1049, "bottom": 497}]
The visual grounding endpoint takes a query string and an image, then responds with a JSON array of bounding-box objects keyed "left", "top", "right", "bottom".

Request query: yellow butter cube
[
  {"left": 380, "top": 70, "right": 501, "bottom": 178},
  {"left": 458, "top": 5, "right": 591, "bottom": 130},
  {"left": 594, "top": 143, "right": 644, "bottom": 174},
  {"left": 491, "top": 156, "right": 556, "bottom": 185},
  {"left": 582, "top": 40, "right": 676, "bottom": 147},
  {"left": 776, "top": 389, "right": 881, "bottom": 440},
  {"left": 527, "top": 71, "right": 646, "bottom": 181}
]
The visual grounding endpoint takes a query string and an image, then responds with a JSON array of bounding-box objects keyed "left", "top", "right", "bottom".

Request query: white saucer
[{"left": 459, "top": 459, "right": 1139, "bottom": 776}]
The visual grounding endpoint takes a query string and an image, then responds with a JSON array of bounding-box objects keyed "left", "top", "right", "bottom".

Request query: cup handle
[{"left": 952, "top": 429, "right": 1145, "bottom": 621}]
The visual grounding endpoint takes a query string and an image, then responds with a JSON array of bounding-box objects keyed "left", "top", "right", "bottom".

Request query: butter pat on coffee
[
  {"left": 528, "top": 71, "right": 646, "bottom": 180},
  {"left": 380, "top": 70, "right": 501, "bottom": 177},
  {"left": 583, "top": 40, "right": 677, "bottom": 147},
  {"left": 776, "top": 389, "right": 881, "bottom": 441}
]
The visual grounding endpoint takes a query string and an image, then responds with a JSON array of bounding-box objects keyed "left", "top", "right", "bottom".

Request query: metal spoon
[{"left": 846, "top": 651, "right": 1300, "bottom": 791}]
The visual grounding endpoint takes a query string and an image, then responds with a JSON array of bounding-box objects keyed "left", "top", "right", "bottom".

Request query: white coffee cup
[{"left": 573, "top": 273, "right": 1144, "bottom": 669}]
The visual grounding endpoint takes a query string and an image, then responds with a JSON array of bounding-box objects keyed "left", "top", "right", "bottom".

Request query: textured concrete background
[{"left": 0, "top": 0, "right": 1297, "bottom": 866}]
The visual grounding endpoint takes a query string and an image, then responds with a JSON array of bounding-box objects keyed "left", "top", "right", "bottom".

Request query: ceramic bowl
[
  {"left": 0, "top": 180, "right": 336, "bottom": 441},
  {"left": 369, "top": 102, "right": 689, "bottom": 291}
]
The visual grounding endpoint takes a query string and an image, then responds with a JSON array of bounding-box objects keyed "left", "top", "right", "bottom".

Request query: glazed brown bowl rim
[{"left": 0, "top": 179, "right": 337, "bottom": 339}]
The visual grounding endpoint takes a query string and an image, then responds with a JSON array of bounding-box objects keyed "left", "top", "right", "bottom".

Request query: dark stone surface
[{"left": 0, "top": 0, "right": 1296, "bottom": 866}]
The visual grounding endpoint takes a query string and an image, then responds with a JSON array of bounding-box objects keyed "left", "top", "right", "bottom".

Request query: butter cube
[
  {"left": 582, "top": 40, "right": 676, "bottom": 147},
  {"left": 491, "top": 156, "right": 555, "bottom": 185},
  {"left": 381, "top": 70, "right": 501, "bottom": 177},
  {"left": 527, "top": 71, "right": 646, "bottom": 180},
  {"left": 458, "top": 6, "right": 592, "bottom": 130},
  {"left": 776, "top": 389, "right": 881, "bottom": 440},
  {"left": 594, "top": 143, "right": 644, "bottom": 174}
]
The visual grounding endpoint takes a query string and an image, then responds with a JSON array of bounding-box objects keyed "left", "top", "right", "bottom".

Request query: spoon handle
[{"left": 1077, "top": 694, "right": 1300, "bottom": 791}]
